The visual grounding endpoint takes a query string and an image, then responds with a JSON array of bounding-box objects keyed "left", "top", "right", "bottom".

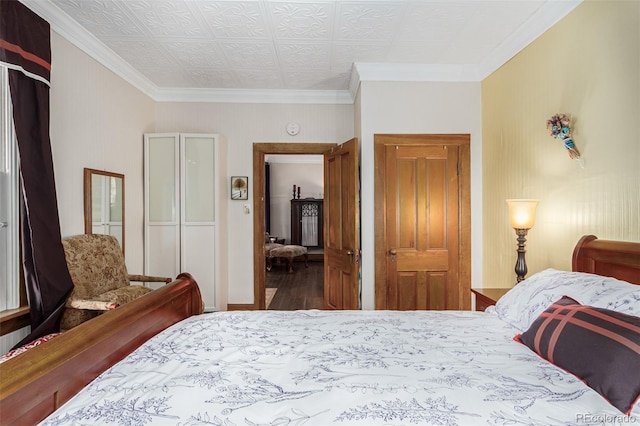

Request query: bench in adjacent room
[{"left": 268, "top": 245, "right": 308, "bottom": 273}]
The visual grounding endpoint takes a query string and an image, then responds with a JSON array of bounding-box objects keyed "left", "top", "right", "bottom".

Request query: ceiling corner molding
[
  {"left": 477, "top": 0, "right": 583, "bottom": 79},
  {"left": 153, "top": 87, "right": 353, "bottom": 104},
  {"left": 19, "top": 0, "right": 355, "bottom": 105},
  {"left": 354, "top": 63, "right": 482, "bottom": 83},
  {"left": 348, "top": 64, "right": 361, "bottom": 100},
  {"left": 20, "top": 0, "right": 157, "bottom": 98}
]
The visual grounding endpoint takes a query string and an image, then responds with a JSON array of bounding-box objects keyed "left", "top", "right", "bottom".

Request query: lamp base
[{"left": 514, "top": 228, "right": 529, "bottom": 283}]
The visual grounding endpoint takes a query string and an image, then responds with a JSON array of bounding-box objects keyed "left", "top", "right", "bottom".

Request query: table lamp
[{"left": 506, "top": 199, "right": 538, "bottom": 283}]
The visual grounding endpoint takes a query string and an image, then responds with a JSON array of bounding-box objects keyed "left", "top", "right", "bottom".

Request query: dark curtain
[
  {"left": 1, "top": 0, "right": 74, "bottom": 348},
  {"left": 265, "top": 162, "right": 271, "bottom": 234}
]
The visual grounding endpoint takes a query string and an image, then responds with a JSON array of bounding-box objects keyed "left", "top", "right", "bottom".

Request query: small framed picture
[{"left": 231, "top": 176, "right": 248, "bottom": 200}]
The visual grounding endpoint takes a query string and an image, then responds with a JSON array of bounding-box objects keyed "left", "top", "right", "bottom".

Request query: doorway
[{"left": 253, "top": 143, "right": 337, "bottom": 310}]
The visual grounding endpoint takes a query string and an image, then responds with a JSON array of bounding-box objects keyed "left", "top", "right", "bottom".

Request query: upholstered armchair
[{"left": 59, "top": 234, "right": 171, "bottom": 331}]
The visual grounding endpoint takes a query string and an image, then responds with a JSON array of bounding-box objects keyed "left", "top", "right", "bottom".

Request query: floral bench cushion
[
  {"left": 264, "top": 242, "right": 284, "bottom": 256},
  {"left": 269, "top": 245, "right": 308, "bottom": 259}
]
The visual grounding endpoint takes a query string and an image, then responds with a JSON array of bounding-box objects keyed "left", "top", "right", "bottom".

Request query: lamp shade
[{"left": 506, "top": 199, "right": 538, "bottom": 229}]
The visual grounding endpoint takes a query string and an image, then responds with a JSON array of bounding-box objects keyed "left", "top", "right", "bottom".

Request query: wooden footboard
[{"left": 0, "top": 273, "right": 203, "bottom": 425}]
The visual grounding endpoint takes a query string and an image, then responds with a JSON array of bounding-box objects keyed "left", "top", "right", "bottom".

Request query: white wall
[
  {"left": 154, "top": 103, "right": 353, "bottom": 304},
  {"left": 357, "top": 81, "right": 483, "bottom": 310},
  {"left": 268, "top": 159, "right": 323, "bottom": 242}
]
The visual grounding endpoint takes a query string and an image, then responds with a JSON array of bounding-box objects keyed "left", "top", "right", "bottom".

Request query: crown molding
[
  {"left": 20, "top": 0, "right": 157, "bottom": 98},
  {"left": 19, "top": 0, "right": 355, "bottom": 104},
  {"left": 152, "top": 87, "right": 354, "bottom": 104},
  {"left": 354, "top": 63, "right": 482, "bottom": 83},
  {"left": 348, "top": 63, "right": 361, "bottom": 100},
  {"left": 20, "top": 0, "right": 582, "bottom": 104},
  {"left": 477, "top": 0, "right": 583, "bottom": 79}
]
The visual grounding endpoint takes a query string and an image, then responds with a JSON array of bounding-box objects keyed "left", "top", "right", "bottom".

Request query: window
[{"left": 0, "top": 65, "right": 20, "bottom": 312}]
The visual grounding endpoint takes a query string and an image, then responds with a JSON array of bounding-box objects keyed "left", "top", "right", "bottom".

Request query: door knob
[
  {"left": 389, "top": 248, "right": 397, "bottom": 262},
  {"left": 346, "top": 249, "right": 359, "bottom": 265}
]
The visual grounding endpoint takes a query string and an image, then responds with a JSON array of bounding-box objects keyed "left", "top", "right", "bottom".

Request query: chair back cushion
[{"left": 62, "top": 234, "right": 129, "bottom": 298}]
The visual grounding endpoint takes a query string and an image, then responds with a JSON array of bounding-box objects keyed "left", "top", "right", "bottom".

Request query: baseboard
[{"left": 227, "top": 304, "right": 258, "bottom": 311}]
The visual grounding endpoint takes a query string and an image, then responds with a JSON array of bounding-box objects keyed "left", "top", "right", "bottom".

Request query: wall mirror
[{"left": 83, "top": 168, "right": 125, "bottom": 253}]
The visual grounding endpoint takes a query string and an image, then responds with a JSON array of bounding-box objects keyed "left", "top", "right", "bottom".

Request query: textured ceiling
[{"left": 22, "top": 0, "right": 581, "bottom": 102}]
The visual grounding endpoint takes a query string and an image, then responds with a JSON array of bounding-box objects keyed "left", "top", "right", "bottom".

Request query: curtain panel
[
  {"left": 265, "top": 162, "right": 271, "bottom": 234},
  {"left": 1, "top": 0, "right": 74, "bottom": 348}
]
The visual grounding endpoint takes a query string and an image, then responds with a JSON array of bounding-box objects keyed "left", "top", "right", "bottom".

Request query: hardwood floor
[{"left": 266, "top": 261, "right": 324, "bottom": 310}]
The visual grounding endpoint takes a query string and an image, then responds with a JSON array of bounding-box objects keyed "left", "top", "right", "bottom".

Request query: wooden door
[
  {"left": 324, "top": 138, "right": 360, "bottom": 310},
  {"left": 374, "top": 134, "right": 470, "bottom": 311}
]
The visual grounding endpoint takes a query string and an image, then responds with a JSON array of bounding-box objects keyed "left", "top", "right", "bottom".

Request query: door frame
[
  {"left": 250, "top": 143, "right": 337, "bottom": 310},
  {"left": 374, "top": 134, "right": 471, "bottom": 310}
]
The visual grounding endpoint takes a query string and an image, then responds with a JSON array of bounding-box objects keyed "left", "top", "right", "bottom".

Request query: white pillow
[{"left": 490, "top": 268, "right": 640, "bottom": 332}]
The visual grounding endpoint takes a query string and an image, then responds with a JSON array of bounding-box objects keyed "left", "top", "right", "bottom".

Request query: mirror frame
[{"left": 83, "top": 168, "right": 125, "bottom": 254}]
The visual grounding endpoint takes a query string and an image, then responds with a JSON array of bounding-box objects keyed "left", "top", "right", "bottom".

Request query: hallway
[{"left": 266, "top": 261, "right": 323, "bottom": 310}]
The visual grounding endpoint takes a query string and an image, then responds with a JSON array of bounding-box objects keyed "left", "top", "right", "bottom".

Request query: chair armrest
[
  {"left": 128, "top": 274, "right": 172, "bottom": 284},
  {"left": 67, "top": 299, "right": 118, "bottom": 310}
]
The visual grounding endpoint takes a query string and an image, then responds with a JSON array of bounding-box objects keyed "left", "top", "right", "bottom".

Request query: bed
[{"left": 0, "top": 235, "right": 638, "bottom": 425}]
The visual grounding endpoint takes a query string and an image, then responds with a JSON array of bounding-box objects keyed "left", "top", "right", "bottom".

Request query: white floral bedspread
[{"left": 41, "top": 310, "right": 638, "bottom": 425}]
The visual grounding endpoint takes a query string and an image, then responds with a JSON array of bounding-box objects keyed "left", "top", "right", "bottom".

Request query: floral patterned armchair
[{"left": 59, "top": 234, "right": 171, "bottom": 331}]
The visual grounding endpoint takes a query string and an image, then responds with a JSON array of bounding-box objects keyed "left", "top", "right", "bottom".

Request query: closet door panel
[
  {"left": 145, "top": 225, "right": 180, "bottom": 290},
  {"left": 180, "top": 134, "right": 217, "bottom": 310},
  {"left": 144, "top": 134, "right": 180, "bottom": 286},
  {"left": 181, "top": 225, "right": 216, "bottom": 308},
  {"left": 183, "top": 136, "right": 215, "bottom": 222},
  {"left": 148, "top": 136, "right": 178, "bottom": 222}
]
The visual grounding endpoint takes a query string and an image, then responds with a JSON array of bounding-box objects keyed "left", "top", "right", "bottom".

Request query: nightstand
[{"left": 471, "top": 288, "right": 511, "bottom": 312}]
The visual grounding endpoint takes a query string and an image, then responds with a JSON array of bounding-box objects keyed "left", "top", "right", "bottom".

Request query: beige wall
[
  {"left": 482, "top": 0, "right": 640, "bottom": 288},
  {"left": 50, "top": 32, "right": 156, "bottom": 272},
  {"left": 154, "top": 103, "right": 354, "bottom": 304}
]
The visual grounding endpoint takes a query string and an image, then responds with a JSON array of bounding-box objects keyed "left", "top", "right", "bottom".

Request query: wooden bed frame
[
  {"left": 572, "top": 235, "right": 640, "bottom": 284},
  {"left": 0, "top": 273, "right": 203, "bottom": 425},
  {"left": 1, "top": 236, "right": 639, "bottom": 424}
]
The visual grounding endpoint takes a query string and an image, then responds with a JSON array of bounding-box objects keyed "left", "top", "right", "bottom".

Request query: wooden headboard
[
  {"left": 0, "top": 273, "right": 203, "bottom": 425},
  {"left": 572, "top": 235, "right": 640, "bottom": 284}
]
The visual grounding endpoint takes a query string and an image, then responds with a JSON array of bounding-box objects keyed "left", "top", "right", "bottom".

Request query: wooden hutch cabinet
[{"left": 290, "top": 198, "right": 323, "bottom": 249}]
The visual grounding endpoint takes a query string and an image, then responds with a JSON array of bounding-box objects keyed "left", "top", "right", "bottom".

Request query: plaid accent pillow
[{"left": 516, "top": 296, "right": 640, "bottom": 415}]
